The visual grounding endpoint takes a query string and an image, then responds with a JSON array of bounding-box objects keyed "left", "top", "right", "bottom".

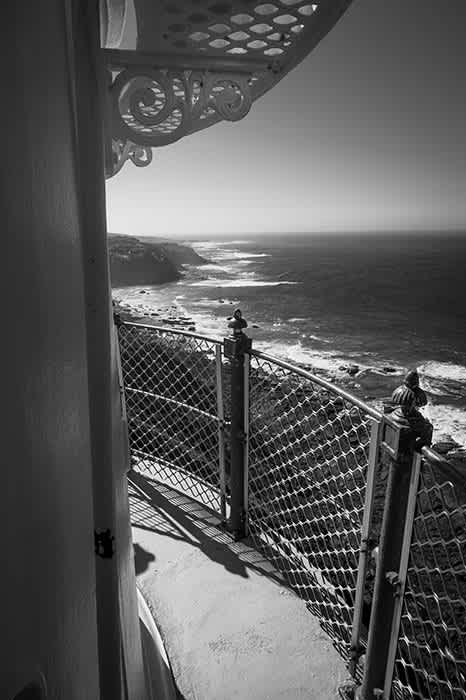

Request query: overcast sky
[{"left": 106, "top": 0, "right": 466, "bottom": 238}]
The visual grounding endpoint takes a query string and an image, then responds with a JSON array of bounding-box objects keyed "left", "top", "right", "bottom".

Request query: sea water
[{"left": 114, "top": 232, "right": 466, "bottom": 445}]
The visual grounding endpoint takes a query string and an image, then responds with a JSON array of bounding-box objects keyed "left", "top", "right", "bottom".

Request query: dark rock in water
[
  {"left": 433, "top": 434, "right": 461, "bottom": 455},
  {"left": 139, "top": 290, "right": 146, "bottom": 294},
  {"left": 339, "top": 364, "right": 360, "bottom": 376},
  {"left": 188, "top": 326, "right": 195, "bottom": 331},
  {"left": 382, "top": 366, "right": 397, "bottom": 373},
  {"left": 252, "top": 324, "right": 260, "bottom": 329}
]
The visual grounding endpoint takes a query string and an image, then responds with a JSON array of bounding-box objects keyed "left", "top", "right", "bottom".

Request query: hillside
[
  {"left": 142, "top": 237, "right": 208, "bottom": 266},
  {"left": 108, "top": 233, "right": 206, "bottom": 287}
]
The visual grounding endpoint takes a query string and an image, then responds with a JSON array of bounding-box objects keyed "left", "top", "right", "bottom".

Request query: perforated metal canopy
[{"left": 103, "top": 0, "right": 353, "bottom": 176}]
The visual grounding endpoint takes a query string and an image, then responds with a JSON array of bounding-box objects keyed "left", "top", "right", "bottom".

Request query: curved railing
[
  {"left": 117, "top": 320, "right": 466, "bottom": 700},
  {"left": 246, "top": 347, "right": 382, "bottom": 667}
]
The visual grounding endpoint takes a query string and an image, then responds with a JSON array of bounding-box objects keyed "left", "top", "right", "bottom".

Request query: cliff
[
  {"left": 108, "top": 233, "right": 206, "bottom": 287},
  {"left": 142, "top": 237, "right": 207, "bottom": 266}
]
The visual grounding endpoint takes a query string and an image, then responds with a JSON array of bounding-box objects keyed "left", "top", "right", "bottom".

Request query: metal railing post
[
  {"left": 359, "top": 419, "right": 417, "bottom": 700},
  {"left": 223, "top": 310, "right": 251, "bottom": 540},
  {"left": 348, "top": 418, "right": 383, "bottom": 679},
  {"left": 215, "top": 344, "right": 227, "bottom": 520},
  {"left": 382, "top": 451, "right": 422, "bottom": 699},
  {"left": 243, "top": 351, "right": 250, "bottom": 537}
]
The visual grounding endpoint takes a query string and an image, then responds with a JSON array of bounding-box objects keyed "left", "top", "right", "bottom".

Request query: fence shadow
[{"left": 129, "top": 470, "right": 289, "bottom": 587}]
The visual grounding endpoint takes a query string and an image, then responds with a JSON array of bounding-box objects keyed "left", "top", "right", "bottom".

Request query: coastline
[
  {"left": 112, "top": 234, "right": 466, "bottom": 449},
  {"left": 113, "top": 293, "right": 466, "bottom": 451}
]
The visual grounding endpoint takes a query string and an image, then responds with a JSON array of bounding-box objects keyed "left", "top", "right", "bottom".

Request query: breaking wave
[{"left": 189, "top": 278, "right": 298, "bottom": 288}]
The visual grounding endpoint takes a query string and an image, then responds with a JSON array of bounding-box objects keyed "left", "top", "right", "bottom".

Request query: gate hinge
[{"left": 94, "top": 528, "right": 115, "bottom": 558}]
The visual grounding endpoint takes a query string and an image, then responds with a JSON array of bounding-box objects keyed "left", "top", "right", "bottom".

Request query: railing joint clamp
[{"left": 386, "top": 570, "right": 402, "bottom": 597}]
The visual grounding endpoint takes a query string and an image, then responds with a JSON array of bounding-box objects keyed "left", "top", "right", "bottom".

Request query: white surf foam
[
  {"left": 226, "top": 252, "right": 270, "bottom": 259},
  {"left": 255, "top": 340, "right": 343, "bottom": 373},
  {"left": 195, "top": 263, "right": 230, "bottom": 272},
  {"left": 189, "top": 279, "right": 298, "bottom": 288},
  {"left": 213, "top": 240, "right": 253, "bottom": 246},
  {"left": 418, "top": 361, "right": 466, "bottom": 384},
  {"left": 423, "top": 404, "right": 466, "bottom": 446}
]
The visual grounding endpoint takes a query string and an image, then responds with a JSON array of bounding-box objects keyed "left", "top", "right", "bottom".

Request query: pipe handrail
[
  {"left": 249, "top": 348, "right": 383, "bottom": 421},
  {"left": 120, "top": 319, "right": 223, "bottom": 346},
  {"left": 120, "top": 319, "right": 383, "bottom": 419}
]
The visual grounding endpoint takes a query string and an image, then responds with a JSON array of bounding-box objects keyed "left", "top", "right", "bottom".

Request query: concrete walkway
[{"left": 129, "top": 472, "right": 347, "bottom": 700}]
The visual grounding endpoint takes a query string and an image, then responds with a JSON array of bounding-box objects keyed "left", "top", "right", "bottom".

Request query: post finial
[
  {"left": 228, "top": 308, "right": 248, "bottom": 338},
  {"left": 389, "top": 368, "right": 433, "bottom": 449}
]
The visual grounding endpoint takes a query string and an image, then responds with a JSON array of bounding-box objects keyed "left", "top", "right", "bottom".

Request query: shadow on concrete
[
  {"left": 133, "top": 542, "right": 156, "bottom": 575},
  {"left": 129, "top": 471, "right": 288, "bottom": 587}
]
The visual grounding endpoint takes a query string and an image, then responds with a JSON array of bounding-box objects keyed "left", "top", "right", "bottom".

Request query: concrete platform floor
[{"left": 129, "top": 472, "right": 348, "bottom": 700}]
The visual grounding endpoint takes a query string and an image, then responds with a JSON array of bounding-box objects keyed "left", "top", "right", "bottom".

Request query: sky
[{"left": 105, "top": 0, "right": 466, "bottom": 238}]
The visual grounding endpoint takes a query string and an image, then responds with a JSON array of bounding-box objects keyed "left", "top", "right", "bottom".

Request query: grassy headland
[{"left": 108, "top": 233, "right": 207, "bottom": 287}]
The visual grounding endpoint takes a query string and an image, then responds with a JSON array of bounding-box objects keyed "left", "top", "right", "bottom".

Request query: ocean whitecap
[{"left": 189, "top": 278, "right": 298, "bottom": 288}]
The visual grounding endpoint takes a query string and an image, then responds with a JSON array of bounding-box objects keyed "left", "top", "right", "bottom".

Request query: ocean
[{"left": 114, "top": 232, "right": 466, "bottom": 445}]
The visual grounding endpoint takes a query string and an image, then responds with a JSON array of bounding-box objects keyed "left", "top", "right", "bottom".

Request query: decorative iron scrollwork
[
  {"left": 109, "top": 139, "right": 153, "bottom": 177},
  {"left": 106, "top": 66, "right": 252, "bottom": 177}
]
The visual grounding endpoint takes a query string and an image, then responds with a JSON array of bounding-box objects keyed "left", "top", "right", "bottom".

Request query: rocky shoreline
[
  {"left": 113, "top": 298, "right": 465, "bottom": 466},
  {"left": 113, "top": 297, "right": 198, "bottom": 332}
]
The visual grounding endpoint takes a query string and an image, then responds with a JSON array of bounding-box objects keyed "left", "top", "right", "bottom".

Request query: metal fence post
[
  {"left": 381, "top": 451, "right": 422, "bottom": 699},
  {"left": 215, "top": 344, "right": 227, "bottom": 520},
  {"left": 358, "top": 418, "right": 417, "bottom": 700},
  {"left": 223, "top": 310, "right": 251, "bottom": 540},
  {"left": 348, "top": 418, "right": 383, "bottom": 680}
]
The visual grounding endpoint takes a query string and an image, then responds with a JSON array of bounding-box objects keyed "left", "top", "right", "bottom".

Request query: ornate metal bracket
[{"left": 105, "top": 63, "right": 253, "bottom": 178}]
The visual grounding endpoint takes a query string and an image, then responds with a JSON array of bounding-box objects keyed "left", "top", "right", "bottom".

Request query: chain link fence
[
  {"left": 392, "top": 453, "right": 466, "bottom": 700},
  {"left": 118, "top": 322, "right": 227, "bottom": 514},
  {"left": 246, "top": 349, "right": 380, "bottom": 663},
  {"left": 117, "top": 321, "right": 466, "bottom": 697}
]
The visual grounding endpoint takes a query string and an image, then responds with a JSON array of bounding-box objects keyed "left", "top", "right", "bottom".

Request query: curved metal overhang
[{"left": 102, "top": 0, "right": 354, "bottom": 177}]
